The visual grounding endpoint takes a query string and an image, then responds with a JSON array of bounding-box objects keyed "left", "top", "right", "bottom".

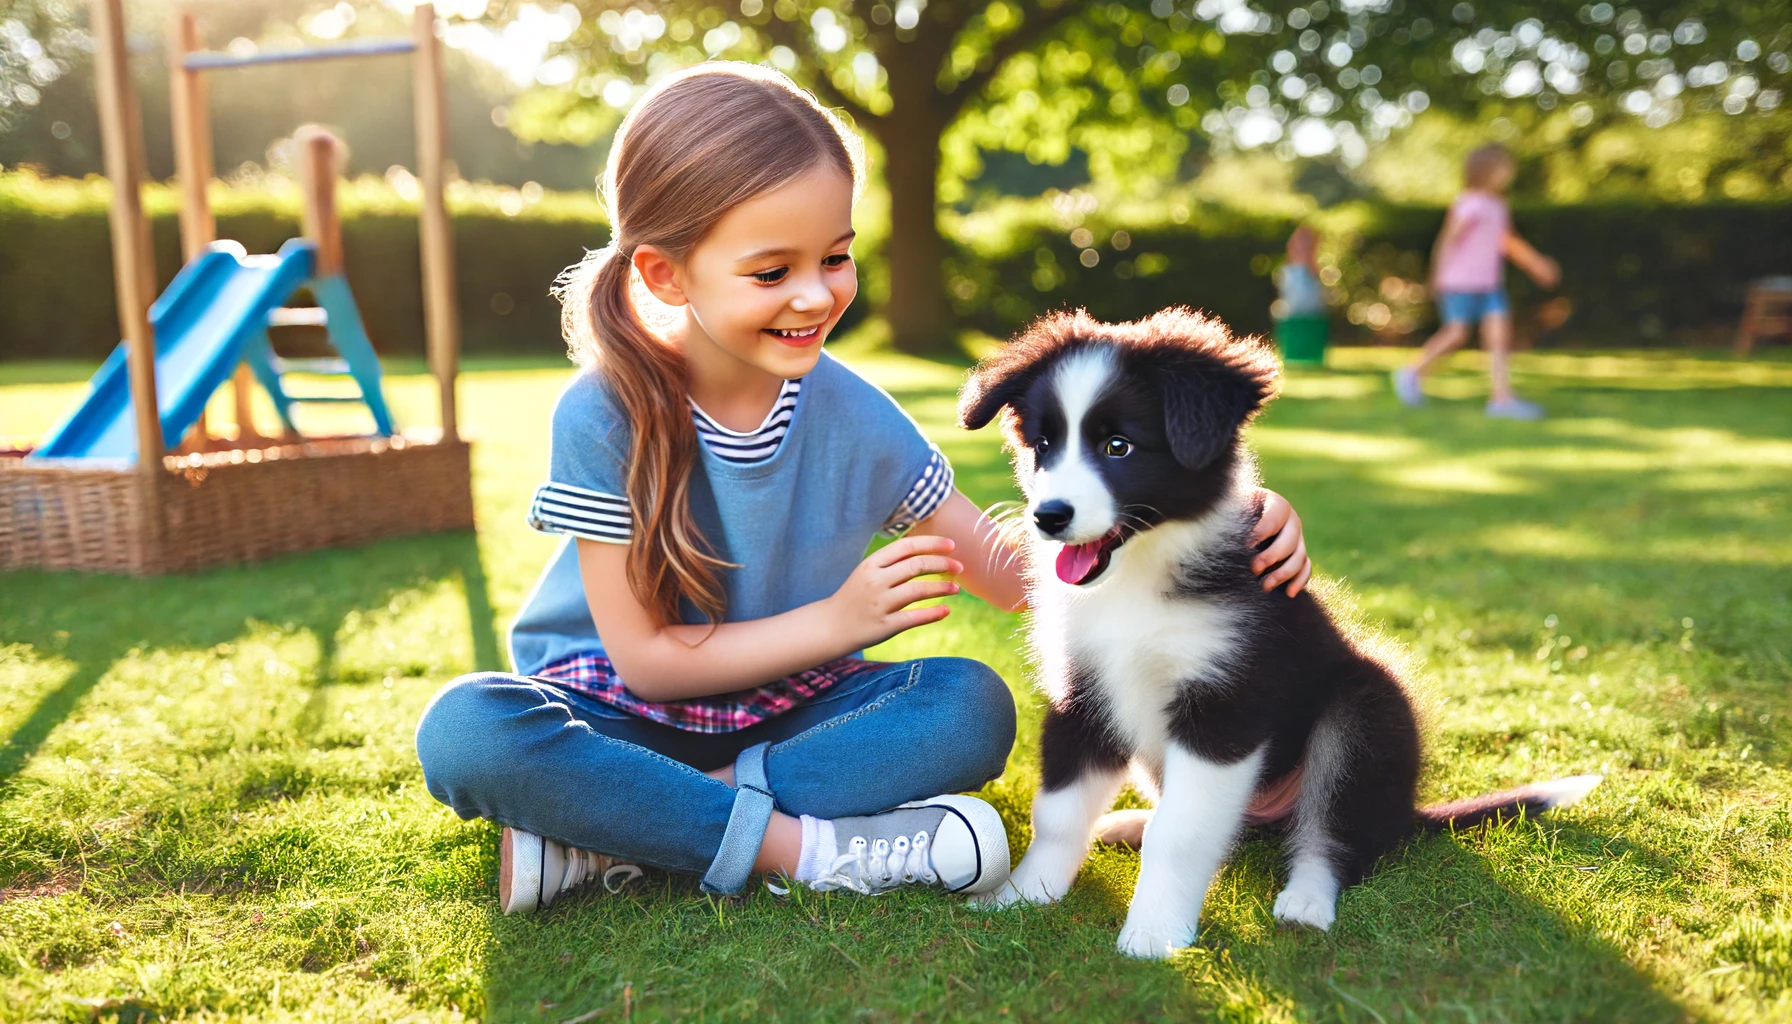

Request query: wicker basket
[{"left": 1, "top": 434, "right": 473, "bottom": 575}]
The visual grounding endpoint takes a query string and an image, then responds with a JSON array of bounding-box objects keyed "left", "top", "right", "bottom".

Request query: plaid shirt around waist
[{"left": 533, "top": 652, "right": 884, "bottom": 733}]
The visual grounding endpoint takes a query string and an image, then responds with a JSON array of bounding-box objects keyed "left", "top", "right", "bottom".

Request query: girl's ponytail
[
  {"left": 557, "top": 63, "right": 864, "bottom": 628},
  {"left": 558, "top": 243, "right": 727, "bottom": 628}
]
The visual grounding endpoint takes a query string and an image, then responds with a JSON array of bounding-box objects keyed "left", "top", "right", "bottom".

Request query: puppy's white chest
[{"left": 1035, "top": 542, "right": 1243, "bottom": 757}]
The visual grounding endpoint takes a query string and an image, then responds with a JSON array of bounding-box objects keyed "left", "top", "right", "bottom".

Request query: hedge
[
  {"left": 0, "top": 173, "right": 612, "bottom": 362},
  {"left": 3, "top": 171, "right": 1789, "bottom": 363},
  {"left": 946, "top": 197, "right": 1792, "bottom": 344}
]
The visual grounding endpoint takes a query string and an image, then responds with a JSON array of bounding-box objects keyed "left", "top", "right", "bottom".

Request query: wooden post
[
  {"left": 169, "top": 12, "right": 214, "bottom": 260},
  {"left": 412, "top": 3, "right": 460, "bottom": 443},
  {"left": 91, "top": 0, "right": 162, "bottom": 478},
  {"left": 169, "top": 9, "right": 227, "bottom": 446},
  {"left": 297, "top": 127, "right": 345, "bottom": 277}
]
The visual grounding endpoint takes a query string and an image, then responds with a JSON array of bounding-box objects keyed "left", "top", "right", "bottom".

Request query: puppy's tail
[{"left": 1415, "top": 774, "right": 1602, "bottom": 832}]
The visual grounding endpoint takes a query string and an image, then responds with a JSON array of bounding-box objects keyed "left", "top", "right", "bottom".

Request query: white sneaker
[
  {"left": 1392, "top": 366, "right": 1425, "bottom": 407},
  {"left": 1486, "top": 396, "right": 1545, "bottom": 420},
  {"left": 806, "top": 794, "right": 1010, "bottom": 897},
  {"left": 499, "top": 826, "right": 643, "bottom": 915}
]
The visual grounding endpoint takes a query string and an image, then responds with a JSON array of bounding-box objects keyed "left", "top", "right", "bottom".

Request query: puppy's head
[{"left": 958, "top": 307, "right": 1279, "bottom": 586}]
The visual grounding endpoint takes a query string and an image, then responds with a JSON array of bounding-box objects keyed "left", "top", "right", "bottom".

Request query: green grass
[{"left": 3, "top": 344, "right": 1791, "bottom": 1022}]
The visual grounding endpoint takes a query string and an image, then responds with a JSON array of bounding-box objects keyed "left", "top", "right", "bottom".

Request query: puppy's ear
[
  {"left": 960, "top": 311, "right": 1093, "bottom": 429},
  {"left": 1158, "top": 356, "right": 1277, "bottom": 471},
  {"left": 957, "top": 358, "right": 1037, "bottom": 430}
]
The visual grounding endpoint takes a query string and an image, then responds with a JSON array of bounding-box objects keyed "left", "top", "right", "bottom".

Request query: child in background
[
  {"left": 412, "top": 64, "right": 1319, "bottom": 914},
  {"left": 1275, "top": 225, "right": 1326, "bottom": 320},
  {"left": 1393, "top": 144, "right": 1560, "bottom": 419}
]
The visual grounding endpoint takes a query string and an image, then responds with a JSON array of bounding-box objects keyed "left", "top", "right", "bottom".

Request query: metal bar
[{"left": 183, "top": 37, "right": 416, "bottom": 71}]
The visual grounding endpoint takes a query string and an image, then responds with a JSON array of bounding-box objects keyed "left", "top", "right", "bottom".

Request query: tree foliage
[
  {"left": 3, "top": 0, "right": 1788, "bottom": 350},
  {"left": 0, "top": 0, "right": 610, "bottom": 189},
  {"left": 508, "top": 0, "right": 1788, "bottom": 349}
]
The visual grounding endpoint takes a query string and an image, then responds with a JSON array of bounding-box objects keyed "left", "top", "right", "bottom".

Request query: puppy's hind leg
[
  {"left": 1274, "top": 673, "right": 1420, "bottom": 932},
  {"left": 1273, "top": 703, "right": 1348, "bottom": 931},
  {"left": 1117, "top": 744, "right": 1264, "bottom": 959},
  {"left": 978, "top": 700, "right": 1128, "bottom": 909}
]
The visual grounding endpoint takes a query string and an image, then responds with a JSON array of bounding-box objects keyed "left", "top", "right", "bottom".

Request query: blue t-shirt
[
  {"left": 510, "top": 350, "right": 951, "bottom": 677},
  {"left": 1276, "top": 263, "right": 1326, "bottom": 318}
]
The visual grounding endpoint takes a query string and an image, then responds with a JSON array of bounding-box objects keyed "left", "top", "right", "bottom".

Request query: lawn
[{"left": 3, "top": 342, "right": 1790, "bottom": 1022}]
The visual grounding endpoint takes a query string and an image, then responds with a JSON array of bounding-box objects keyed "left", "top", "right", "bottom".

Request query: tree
[
  {"left": 526, "top": 0, "right": 1788, "bottom": 353},
  {"left": 530, "top": 0, "right": 1140, "bottom": 353},
  {"left": 7, "top": 0, "right": 1785, "bottom": 352}
]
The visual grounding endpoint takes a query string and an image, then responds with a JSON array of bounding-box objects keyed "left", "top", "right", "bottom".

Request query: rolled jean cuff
[{"left": 700, "top": 742, "right": 775, "bottom": 894}]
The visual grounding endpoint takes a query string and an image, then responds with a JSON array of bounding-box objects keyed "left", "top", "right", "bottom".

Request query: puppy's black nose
[{"left": 1034, "top": 500, "right": 1074, "bottom": 537}]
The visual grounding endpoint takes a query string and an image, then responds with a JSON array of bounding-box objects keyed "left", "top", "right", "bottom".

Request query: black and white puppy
[{"left": 958, "top": 308, "right": 1600, "bottom": 959}]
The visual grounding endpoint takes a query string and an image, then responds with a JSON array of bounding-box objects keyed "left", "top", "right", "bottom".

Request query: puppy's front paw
[
  {"left": 973, "top": 862, "right": 1068, "bottom": 909},
  {"left": 1271, "top": 886, "right": 1336, "bottom": 931},
  {"left": 969, "top": 881, "right": 1023, "bottom": 910},
  {"left": 1116, "top": 914, "right": 1196, "bottom": 959}
]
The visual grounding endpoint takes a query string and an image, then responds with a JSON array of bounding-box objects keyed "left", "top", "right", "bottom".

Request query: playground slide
[{"left": 32, "top": 240, "right": 317, "bottom": 462}]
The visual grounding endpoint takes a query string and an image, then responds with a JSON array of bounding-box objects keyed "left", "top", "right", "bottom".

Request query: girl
[
  {"left": 414, "top": 64, "right": 1315, "bottom": 913},
  {"left": 1275, "top": 224, "right": 1326, "bottom": 320},
  {"left": 1393, "top": 143, "right": 1560, "bottom": 419}
]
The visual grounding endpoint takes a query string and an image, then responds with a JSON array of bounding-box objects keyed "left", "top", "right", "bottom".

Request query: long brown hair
[
  {"left": 1463, "top": 143, "right": 1514, "bottom": 191},
  {"left": 554, "top": 63, "right": 864, "bottom": 627}
]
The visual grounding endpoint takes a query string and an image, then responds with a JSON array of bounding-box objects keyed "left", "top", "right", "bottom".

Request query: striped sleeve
[
  {"left": 528, "top": 482, "right": 632, "bottom": 544},
  {"left": 880, "top": 447, "right": 955, "bottom": 537}
]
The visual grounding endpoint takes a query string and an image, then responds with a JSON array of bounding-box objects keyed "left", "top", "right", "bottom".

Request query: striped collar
[{"left": 689, "top": 377, "right": 802, "bottom": 464}]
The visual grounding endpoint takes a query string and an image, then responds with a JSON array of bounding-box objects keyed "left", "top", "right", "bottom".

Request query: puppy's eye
[
  {"left": 1031, "top": 436, "right": 1049, "bottom": 451},
  {"left": 1104, "top": 436, "right": 1133, "bottom": 458}
]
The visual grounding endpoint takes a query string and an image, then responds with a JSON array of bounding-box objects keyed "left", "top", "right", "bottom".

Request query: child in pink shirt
[{"left": 1393, "top": 144, "right": 1559, "bottom": 419}]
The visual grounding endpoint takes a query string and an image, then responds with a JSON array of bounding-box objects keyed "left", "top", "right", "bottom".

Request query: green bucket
[{"left": 1275, "top": 315, "right": 1329, "bottom": 366}]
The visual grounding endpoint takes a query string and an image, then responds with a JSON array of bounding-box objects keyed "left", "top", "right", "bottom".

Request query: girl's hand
[
  {"left": 1251, "top": 489, "right": 1313, "bottom": 597},
  {"left": 827, "top": 535, "right": 964, "bottom": 649},
  {"left": 1532, "top": 254, "right": 1562, "bottom": 290}
]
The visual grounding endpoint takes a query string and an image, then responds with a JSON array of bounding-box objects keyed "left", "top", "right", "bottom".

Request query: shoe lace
[
  {"left": 805, "top": 830, "right": 936, "bottom": 894},
  {"left": 562, "top": 847, "right": 643, "bottom": 895}
]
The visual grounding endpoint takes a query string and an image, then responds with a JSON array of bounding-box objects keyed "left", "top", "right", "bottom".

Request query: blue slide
[{"left": 31, "top": 239, "right": 394, "bottom": 462}]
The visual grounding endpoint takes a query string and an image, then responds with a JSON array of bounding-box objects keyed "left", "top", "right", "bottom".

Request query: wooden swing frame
[{"left": 0, "top": 1, "right": 474, "bottom": 574}]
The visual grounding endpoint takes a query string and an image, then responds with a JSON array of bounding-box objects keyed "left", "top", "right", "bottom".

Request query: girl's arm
[
  {"left": 576, "top": 534, "right": 962, "bottom": 701},
  {"left": 908, "top": 491, "right": 1029, "bottom": 612},
  {"left": 909, "top": 488, "right": 1315, "bottom": 609},
  {"left": 1503, "top": 231, "right": 1560, "bottom": 289}
]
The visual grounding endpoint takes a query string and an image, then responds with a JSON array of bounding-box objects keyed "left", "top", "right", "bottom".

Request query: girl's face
[
  {"left": 641, "top": 165, "right": 857, "bottom": 381},
  {"left": 1483, "top": 160, "right": 1516, "bottom": 192}
]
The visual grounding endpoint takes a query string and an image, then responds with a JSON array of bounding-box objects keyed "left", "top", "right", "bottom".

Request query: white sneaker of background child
[
  {"left": 1392, "top": 366, "right": 1425, "bottom": 407},
  {"left": 1485, "top": 396, "right": 1545, "bottom": 420}
]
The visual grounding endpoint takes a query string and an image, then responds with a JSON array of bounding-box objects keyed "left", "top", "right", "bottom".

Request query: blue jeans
[
  {"left": 1436, "top": 287, "right": 1510, "bottom": 324},
  {"left": 414, "top": 657, "right": 1016, "bottom": 894}
]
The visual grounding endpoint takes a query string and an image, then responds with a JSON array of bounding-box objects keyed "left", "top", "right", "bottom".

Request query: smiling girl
[{"left": 413, "top": 64, "right": 1314, "bottom": 913}]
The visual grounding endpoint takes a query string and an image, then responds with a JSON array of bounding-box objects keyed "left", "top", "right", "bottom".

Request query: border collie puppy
[{"left": 958, "top": 308, "right": 1600, "bottom": 959}]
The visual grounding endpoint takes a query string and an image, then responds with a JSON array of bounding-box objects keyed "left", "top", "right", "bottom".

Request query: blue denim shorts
[{"left": 1436, "top": 288, "right": 1510, "bottom": 324}]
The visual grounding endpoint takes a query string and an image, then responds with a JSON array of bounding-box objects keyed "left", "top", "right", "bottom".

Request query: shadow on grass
[
  {"left": 0, "top": 530, "right": 502, "bottom": 793},
  {"left": 1167, "top": 825, "right": 1690, "bottom": 1022},
  {"left": 463, "top": 818, "right": 1688, "bottom": 1022}
]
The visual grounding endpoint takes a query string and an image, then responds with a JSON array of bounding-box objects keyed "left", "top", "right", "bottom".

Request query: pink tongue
[{"left": 1056, "top": 541, "right": 1102, "bottom": 585}]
